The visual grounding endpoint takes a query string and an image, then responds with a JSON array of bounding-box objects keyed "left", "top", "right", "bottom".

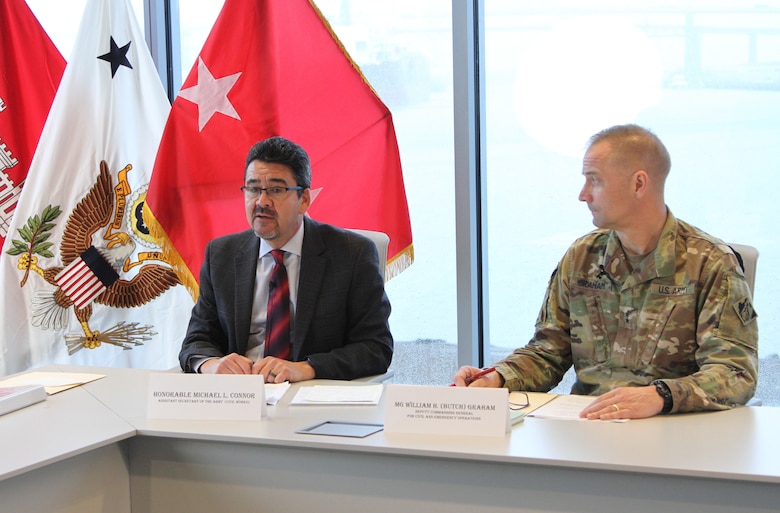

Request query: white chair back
[{"left": 349, "top": 229, "right": 390, "bottom": 280}]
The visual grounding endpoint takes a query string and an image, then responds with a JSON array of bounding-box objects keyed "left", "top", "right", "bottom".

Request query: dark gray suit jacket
[{"left": 179, "top": 217, "right": 393, "bottom": 379}]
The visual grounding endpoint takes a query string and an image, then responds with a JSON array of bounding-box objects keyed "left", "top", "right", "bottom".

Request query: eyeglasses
[
  {"left": 509, "top": 392, "right": 529, "bottom": 411},
  {"left": 240, "top": 185, "right": 304, "bottom": 199}
]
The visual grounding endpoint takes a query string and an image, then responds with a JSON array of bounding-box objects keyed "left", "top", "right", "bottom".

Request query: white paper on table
[
  {"left": 0, "top": 372, "right": 105, "bottom": 395},
  {"left": 290, "top": 384, "right": 383, "bottom": 405},
  {"left": 265, "top": 382, "right": 291, "bottom": 405},
  {"left": 528, "top": 394, "right": 629, "bottom": 422}
]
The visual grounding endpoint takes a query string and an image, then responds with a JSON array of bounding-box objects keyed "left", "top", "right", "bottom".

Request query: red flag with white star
[
  {"left": 144, "top": 0, "right": 413, "bottom": 298},
  {"left": 0, "top": 1, "right": 65, "bottom": 257},
  {"left": 145, "top": 0, "right": 413, "bottom": 296}
]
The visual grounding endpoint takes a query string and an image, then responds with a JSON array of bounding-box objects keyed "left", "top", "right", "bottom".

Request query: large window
[{"left": 485, "top": 1, "right": 780, "bottom": 400}]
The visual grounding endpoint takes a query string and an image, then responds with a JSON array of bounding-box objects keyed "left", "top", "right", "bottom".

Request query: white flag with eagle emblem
[{"left": 0, "top": 0, "right": 194, "bottom": 376}]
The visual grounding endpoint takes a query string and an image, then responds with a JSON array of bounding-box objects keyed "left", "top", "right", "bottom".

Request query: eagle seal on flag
[{"left": 6, "top": 160, "right": 180, "bottom": 354}]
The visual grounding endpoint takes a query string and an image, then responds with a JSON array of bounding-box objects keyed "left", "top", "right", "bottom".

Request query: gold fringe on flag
[{"left": 385, "top": 243, "right": 414, "bottom": 282}]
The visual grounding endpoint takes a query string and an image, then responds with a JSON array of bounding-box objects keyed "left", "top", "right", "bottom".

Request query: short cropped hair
[{"left": 588, "top": 124, "right": 671, "bottom": 183}]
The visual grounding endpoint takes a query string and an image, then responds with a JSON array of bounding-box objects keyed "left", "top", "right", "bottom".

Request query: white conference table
[{"left": 1, "top": 364, "right": 779, "bottom": 513}]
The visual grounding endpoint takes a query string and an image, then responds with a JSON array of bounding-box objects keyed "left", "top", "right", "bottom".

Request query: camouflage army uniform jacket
[{"left": 496, "top": 211, "right": 758, "bottom": 413}]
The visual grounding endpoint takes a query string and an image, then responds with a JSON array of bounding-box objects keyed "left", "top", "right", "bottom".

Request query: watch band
[{"left": 653, "top": 380, "right": 673, "bottom": 414}]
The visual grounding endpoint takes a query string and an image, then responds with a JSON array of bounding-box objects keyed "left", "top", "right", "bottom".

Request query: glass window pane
[
  {"left": 178, "top": 0, "right": 224, "bottom": 83},
  {"left": 485, "top": 0, "right": 780, "bottom": 400}
]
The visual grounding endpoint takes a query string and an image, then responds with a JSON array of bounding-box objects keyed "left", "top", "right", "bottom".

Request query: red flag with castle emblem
[
  {"left": 0, "top": 0, "right": 65, "bottom": 259},
  {"left": 0, "top": 0, "right": 193, "bottom": 377},
  {"left": 145, "top": 0, "right": 413, "bottom": 299}
]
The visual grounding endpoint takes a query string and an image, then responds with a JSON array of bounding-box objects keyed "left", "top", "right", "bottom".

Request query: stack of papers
[{"left": 290, "top": 384, "right": 383, "bottom": 405}]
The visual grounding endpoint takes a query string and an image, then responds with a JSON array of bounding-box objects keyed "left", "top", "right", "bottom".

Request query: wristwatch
[{"left": 652, "top": 380, "right": 673, "bottom": 414}]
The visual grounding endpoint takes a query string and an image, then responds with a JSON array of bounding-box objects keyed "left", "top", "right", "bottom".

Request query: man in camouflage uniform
[{"left": 453, "top": 124, "right": 758, "bottom": 420}]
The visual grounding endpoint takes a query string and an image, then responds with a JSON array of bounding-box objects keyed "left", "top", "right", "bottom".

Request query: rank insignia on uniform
[{"left": 734, "top": 297, "right": 757, "bottom": 326}]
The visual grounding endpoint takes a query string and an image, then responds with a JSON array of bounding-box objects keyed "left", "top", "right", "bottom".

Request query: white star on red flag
[{"left": 178, "top": 57, "right": 241, "bottom": 131}]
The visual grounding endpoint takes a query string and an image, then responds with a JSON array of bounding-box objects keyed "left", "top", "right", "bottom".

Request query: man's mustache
[{"left": 254, "top": 206, "right": 276, "bottom": 217}]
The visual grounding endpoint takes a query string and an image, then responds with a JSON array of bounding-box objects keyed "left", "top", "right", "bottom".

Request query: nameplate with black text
[
  {"left": 384, "top": 384, "right": 510, "bottom": 436},
  {"left": 147, "top": 373, "right": 266, "bottom": 420}
]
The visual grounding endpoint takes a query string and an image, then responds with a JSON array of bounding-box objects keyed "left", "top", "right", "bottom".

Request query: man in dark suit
[{"left": 179, "top": 136, "right": 393, "bottom": 382}]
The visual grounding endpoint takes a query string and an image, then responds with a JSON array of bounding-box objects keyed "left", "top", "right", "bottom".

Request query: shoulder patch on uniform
[{"left": 733, "top": 297, "right": 758, "bottom": 326}]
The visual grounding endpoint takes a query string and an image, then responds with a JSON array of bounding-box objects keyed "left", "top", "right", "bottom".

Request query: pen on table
[{"left": 450, "top": 366, "right": 496, "bottom": 386}]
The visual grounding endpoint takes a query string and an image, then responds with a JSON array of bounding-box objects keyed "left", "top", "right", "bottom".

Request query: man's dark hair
[{"left": 244, "top": 136, "right": 312, "bottom": 190}]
